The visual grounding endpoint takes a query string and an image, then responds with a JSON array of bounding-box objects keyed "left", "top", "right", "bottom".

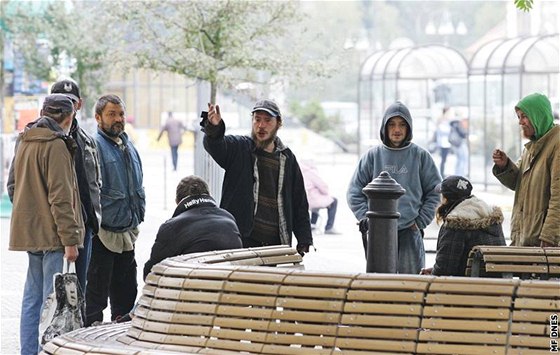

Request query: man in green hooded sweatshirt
[{"left": 492, "top": 93, "right": 559, "bottom": 247}]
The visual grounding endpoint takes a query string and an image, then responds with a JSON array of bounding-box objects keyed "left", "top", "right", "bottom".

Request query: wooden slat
[
  {"left": 276, "top": 297, "right": 344, "bottom": 312},
  {"left": 216, "top": 305, "right": 274, "bottom": 319},
  {"left": 271, "top": 309, "right": 340, "bottom": 323},
  {"left": 423, "top": 305, "right": 509, "bottom": 319},
  {"left": 428, "top": 282, "right": 516, "bottom": 295},
  {"left": 418, "top": 330, "right": 507, "bottom": 344},
  {"left": 507, "top": 349, "right": 558, "bottom": 355},
  {"left": 214, "top": 316, "right": 269, "bottom": 331},
  {"left": 337, "top": 326, "right": 418, "bottom": 340},
  {"left": 278, "top": 285, "right": 347, "bottom": 299},
  {"left": 267, "top": 320, "right": 337, "bottom": 336},
  {"left": 134, "top": 306, "right": 215, "bottom": 325},
  {"left": 478, "top": 246, "right": 545, "bottom": 255},
  {"left": 344, "top": 302, "right": 422, "bottom": 316},
  {"left": 421, "top": 318, "right": 509, "bottom": 332},
  {"left": 260, "top": 344, "right": 332, "bottom": 354},
  {"left": 512, "top": 310, "right": 553, "bottom": 322},
  {"left": 416, "top": 343, "right": 506, "bottom": 355},
  {"left": 334, "top": 337, "right": 417, "bottom": 352},
  {"left": 264, "top": 332, "right": 336, "bottom": 347},
  {"left": 508, "top": 334, "right": 552, "bottom": 348},
  {"left": 426, "top": 293, "right": 512, "bottom": 307},
  {"left": 346, "top": 290, "right": 424, "bottom": 303},
  {"left": 486, "top": 264, "right": 548, "bottom": 273},
  {"left": 340, "top": 314, "right": 420, "bottom": 328},
  {"left": 484, "top": 255, "right": 547, "bottom": 263},
  {"left": 515, "top": 298, "right": 560, "bottom": 310},
  {"left": 220, "top": 293, "right": 276, "bottom": 307},
  {"left": 511, "top": 322, "right": 547, "bottom": 335}
]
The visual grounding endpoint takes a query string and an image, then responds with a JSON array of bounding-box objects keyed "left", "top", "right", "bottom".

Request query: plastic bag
[{"left": 39, "top": 260, "right": 85, "bottom": 345}]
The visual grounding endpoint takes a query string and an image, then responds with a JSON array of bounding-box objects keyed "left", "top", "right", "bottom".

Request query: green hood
[{"left": 515, "top": 93, "right": 554, "bottom": 140}]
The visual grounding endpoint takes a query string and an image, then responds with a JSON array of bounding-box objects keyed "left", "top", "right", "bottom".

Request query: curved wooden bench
[
  {"left": 466, "top": 246, "right": 560, "bottom": 279},
  {"left": 42, "top": 246, "right": 560, "bottom": 355}
]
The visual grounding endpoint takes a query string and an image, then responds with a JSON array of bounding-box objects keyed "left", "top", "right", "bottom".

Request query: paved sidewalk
[{"left": 0, "top": 145, "right": 514, "bottom": 354}]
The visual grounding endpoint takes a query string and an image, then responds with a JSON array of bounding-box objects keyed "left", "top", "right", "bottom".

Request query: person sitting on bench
[{"left": 421, "top": 175, "right": 506, "bottom": 276}]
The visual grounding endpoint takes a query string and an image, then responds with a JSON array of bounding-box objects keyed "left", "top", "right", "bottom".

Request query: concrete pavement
[{"left": 0, "top": 135, "right": 514, "bottom": 354}]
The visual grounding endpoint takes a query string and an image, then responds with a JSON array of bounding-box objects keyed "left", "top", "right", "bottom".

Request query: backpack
[{"left": 448, "top": 123, "right": 465, "bottom": 147}]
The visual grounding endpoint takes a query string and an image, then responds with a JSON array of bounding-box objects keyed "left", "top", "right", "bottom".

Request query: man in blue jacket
[
  {"left": 203, "top": 100, "right": 313, "bottom": 256},
  {"left": 347, "top": 101, "right": 441, "bottom": 274},
  {"left": 85, "top": 94, "right": 145, "bottom": 326}
]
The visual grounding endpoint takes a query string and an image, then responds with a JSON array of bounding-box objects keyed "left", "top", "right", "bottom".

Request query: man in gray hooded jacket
[{"left": 347, "top": 101, "right": 441, "bottom": 274}]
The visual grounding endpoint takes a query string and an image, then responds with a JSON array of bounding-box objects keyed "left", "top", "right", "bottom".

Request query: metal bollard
[{"left": 362, "top": 171, "right": 406, "bottom": 273}]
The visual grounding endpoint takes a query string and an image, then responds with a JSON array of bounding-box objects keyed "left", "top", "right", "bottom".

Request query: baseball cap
[
  {"left": 51, "top": 79, "right": 80, "bottom": 102},
  {"left": 252, "top": 99, "right": 281, "bottom": 118},
  {"left": 435, "top": 175, "right": 473, "bottom": 199},
  {"left": 42, "top": 94, "right": 75, "bottom": 114}
]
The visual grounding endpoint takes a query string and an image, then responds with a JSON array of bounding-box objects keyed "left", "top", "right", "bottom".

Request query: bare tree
[{"left": 117, "top": 0, "right": 333, "bottom": 103}]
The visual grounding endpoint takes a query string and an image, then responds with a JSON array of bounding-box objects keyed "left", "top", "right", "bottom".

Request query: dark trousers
[
  {"left": 310, "top": 197, "right": 338, "bottom": 231},
  {"left": 85, "top": 235, "right": 137, "bottom": 326},
  {"left": 170, "top": 145, "right": 179, "bottom": 171},
  {"left": 439, "top": 147, "right": 450, "bottom": 177},
  {"left": 75, "top": 226, "right": 93, "bottom": 295}
]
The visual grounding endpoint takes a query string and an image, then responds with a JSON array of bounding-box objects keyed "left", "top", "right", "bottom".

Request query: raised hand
[
  {"left": 492, "top": 149, "right": 508, "bottom": 169},
  {"left": 207, "top": 103, "right": 222, "bottom": 126}
]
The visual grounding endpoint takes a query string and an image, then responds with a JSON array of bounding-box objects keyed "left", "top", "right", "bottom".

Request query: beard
[
  {"left": 252, "top": 125, "right": 278, "bottom": 151},
  {"left": 102, "top": 122, "right": 125, "bottom": 138}
]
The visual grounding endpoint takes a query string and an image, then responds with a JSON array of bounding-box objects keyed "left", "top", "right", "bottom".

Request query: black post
[{"left": 362, "top": 171, "right": 406, "bottom": 273}]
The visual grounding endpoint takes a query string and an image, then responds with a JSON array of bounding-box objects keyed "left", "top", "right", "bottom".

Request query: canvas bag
[{"left": 38, "top": 259, "right": 85, "bottom": 345}]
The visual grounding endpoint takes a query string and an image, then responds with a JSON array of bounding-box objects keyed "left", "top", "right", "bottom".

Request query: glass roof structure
[{"left": 357, "top": 35, "right": 559, "bottom": 187}]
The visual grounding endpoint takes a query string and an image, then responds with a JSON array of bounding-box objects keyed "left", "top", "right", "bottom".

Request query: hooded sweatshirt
[
  {"left": 347, "top": 101, "right": 441, "bottom": 230},
  {"left": 515, "top": 93, "right": 555, "bottom": 140}
]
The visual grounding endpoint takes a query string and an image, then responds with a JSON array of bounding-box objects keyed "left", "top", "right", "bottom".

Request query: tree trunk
[{"left": 210, "top": 81, "right": 217, "bottom": 104}]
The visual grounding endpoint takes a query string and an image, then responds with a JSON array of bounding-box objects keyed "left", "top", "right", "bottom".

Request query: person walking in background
[
  {"left": 8, "top": 94, "right": 84, "bottom": 355},
  {"left": 347, "top": 100, "right": 441, "bottom": 274},
  {"left": 434, "top": 107, "right": 453, "bottom": 177},
  {"left": 202, "top": 99, "right": 313, "bottom": 257},
  {"left": 449, "top": 114, "right": 468, "bottom": 176},
  {"left": 143, "top": 175, "right": 242, "bottom": 280},
  {"left": 300, "top": 161, "right": 340, "bottom": 235},
  {"left": 420, "top": 175, "right": 505, "bottom": 276},
  {"left": 157, "top": 111, "right": 186, "bottom": 171},
  {"left": 492, "top": 92, "right": 559, "bottom": 247},
  {"left": 8, "top": 79, "right": 101, "bottom": 296},
  {"left": 86, "top": 94, "right": 145, "bottom": 326}
]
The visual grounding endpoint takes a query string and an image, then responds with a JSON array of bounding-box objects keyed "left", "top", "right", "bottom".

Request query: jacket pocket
[
  {"left": 136, "top": 188, "right": 146, "bottom": 222},
  {"left": 100, "top": 189, "right": 131, "bottom": 229}
]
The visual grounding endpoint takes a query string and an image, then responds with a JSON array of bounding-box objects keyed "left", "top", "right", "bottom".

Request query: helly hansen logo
[{"left": 184, "top": 197, "right": 213, "bottom": 208}]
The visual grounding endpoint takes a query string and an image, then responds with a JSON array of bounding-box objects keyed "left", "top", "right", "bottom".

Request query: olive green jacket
[{"left": 493, "top": 125, "right": 560, "bottom": 246}]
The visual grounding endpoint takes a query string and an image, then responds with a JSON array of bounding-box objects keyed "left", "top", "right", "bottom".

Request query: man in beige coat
[
  {"left": 9, "top": 94, "right": 84, "bottom": 354},
  {"left": 492, "top": 93, "right": 559, "bottom": 247}
]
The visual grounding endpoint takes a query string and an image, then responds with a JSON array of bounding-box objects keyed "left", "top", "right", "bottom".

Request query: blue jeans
[
  {"left": 20, "top": 250, "right": 64, "bottom": 355},
  {"left": 310, "top": 198, "right": 338, "bottom": 231},
  {"left": 170, "top": 145, "right": 179, "bottom": 171},
  {"left": 397, "top": 227, "right": 425, "bottom": 274},
  {"left": 74, "top": 227, "right": 93, "bottom": 294}
]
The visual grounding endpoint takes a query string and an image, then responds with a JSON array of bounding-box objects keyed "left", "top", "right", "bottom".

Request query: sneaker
[
  {"left": 324, "top": 228, "right": 341, "bottom": 235},
  {"left": 311, "top": 224, "right": 317, "bottom": 231}
]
